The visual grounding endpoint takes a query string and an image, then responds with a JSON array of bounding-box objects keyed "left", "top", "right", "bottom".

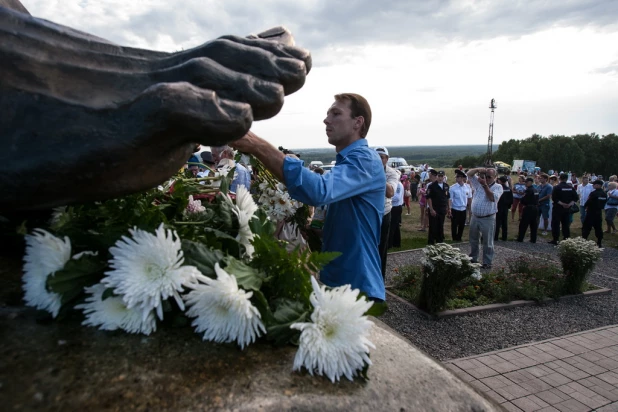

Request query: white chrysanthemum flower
[
  {"left": 184, "top": 263, "right": 265, "bottom": 349},
  {"left": 291, "top": 277, "right": 375, "bottom": 382},
  {"left": 102, "top": 224, "right": 200, "bottom": 321},
  {"left": 22, "top": 229, "right": 71, "bottom": 317},
  {"left": 185, "top": 195, "right": 206, "bottom": 215},
  {"left": 76, "top": 283, "right": 156, "bottom": 335},
  {"left": 226, "top": 185, "right": 258, "bottom": 258}
]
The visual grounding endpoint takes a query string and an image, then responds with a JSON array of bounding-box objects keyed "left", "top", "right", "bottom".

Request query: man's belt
[{"left": 474, "top": 213, "right": 496, "bottom": 218}]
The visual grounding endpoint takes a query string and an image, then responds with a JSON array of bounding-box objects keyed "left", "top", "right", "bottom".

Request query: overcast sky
[{"left": 21, "top": 0, "right": 618, "bottom": 149}]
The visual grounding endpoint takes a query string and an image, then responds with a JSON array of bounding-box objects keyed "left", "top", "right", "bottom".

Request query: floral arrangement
[
  {"left": 557, "top": 237, "right": 602, "bottom": 294},
  {"left": 418, "top": 243, "right": 481, "bottom": 313},
  {"left": 19, "top": 168, "right": 384, "bottom": 382}
]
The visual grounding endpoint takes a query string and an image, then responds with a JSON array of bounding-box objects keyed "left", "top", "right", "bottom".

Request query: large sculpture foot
[{"left": 0, "top": 3, "right": 311, "bottom": 211}]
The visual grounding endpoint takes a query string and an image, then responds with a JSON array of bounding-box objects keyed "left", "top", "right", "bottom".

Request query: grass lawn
[{"left": 391, "top": 168, "right": 618, "bottom": 251}]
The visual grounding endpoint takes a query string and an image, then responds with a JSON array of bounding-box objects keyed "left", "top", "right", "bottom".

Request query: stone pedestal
[{"left": 0, "top": 255, "right": 498, "bottom": 411}]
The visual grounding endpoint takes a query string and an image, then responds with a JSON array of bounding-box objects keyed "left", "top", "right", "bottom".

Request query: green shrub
[
  {"left": 417, "top": 243, "right": 481, "bottom": 313},
  {"left": 558, "top": 237, "right": 602, "bottom": 294}
]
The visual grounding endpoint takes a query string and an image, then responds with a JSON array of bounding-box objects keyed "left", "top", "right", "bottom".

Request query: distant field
[{"left": 291, "top": 145, "right": 496, "bottom": 168}]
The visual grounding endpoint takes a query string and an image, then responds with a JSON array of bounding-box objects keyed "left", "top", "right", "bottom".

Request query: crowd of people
[{"left": 182, "top": 92, "right": 617, "bottom": 305}]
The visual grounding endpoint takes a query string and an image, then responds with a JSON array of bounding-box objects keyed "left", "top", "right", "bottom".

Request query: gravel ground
[{"left": 380, "top": 241, "right": 618, "bottom": 361}]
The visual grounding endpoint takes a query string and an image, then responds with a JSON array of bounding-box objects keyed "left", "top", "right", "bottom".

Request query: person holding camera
[{"left": 466, "top": 167, "right": 504, "bottom": 269}]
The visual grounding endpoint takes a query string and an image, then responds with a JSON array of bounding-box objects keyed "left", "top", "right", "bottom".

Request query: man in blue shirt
[{"left": 230, "top": 93, "right": 386, "bottom": 301}]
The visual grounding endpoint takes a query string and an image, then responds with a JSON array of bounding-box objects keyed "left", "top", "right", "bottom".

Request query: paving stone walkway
[{"left": 444, "top": 325, "right": 618, "bottom": 411}]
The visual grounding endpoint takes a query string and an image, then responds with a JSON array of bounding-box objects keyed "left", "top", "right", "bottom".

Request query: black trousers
[
  {"left": 389, "top": 205, "right": 403, "bottom": 248},
  {"left": 582, "top": 211, "right": 603, "bottom": 246},
  {"left": 518, "top": 205, "right": 538, "bottom": 243},
  {"left": 428, "top": 211, "right": 446, "bottom": 244},
  {"left": 551, "top": 206, "right": 571, "bottom": 242},
  {"left": 494, "top": 206, "right": 509, "bottom": 241},
  {"left": 451, "top": 209, "right": 466, "bottom": 241},
  {"left": 378, "top": 211, "right": 391, "bottom": 280}
]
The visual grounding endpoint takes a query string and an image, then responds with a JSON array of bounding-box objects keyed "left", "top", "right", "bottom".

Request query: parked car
[
  {"left": 387, "top": 157, "right": 413, "bottom": 173},
  {"left": 321, "top": 164, "right": 335, "bottom": 174},
  {"left": 494, "top": 161, "right": 511, "bottom": 174},
  {"left": 309, "top": 161, "right": 323, "bottom": 170}
]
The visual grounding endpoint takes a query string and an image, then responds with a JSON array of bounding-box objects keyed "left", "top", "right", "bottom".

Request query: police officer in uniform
[
  {"left": 517, "top": 177, "right": 539, "bottom": 243},
  {"left": 549, "top": 173, "right": 579, "bottom": 245},
  {"left": 582, "top": 179, "right": 607, "bottom": 247},
  {"left": 426, "top": 170, "right": 450, "bottom": 244},
  {"left": 495, "top": 175, "right": 513, "bottom": 241}
]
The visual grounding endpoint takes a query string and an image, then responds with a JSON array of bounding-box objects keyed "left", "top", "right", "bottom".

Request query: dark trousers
[
  {"left": 582, "top": 211, "right": 603, "bottom": 246},
  {"left": 428, "top": 211, "right": 446, "bottom": 245},
  {"left": 389, "top": 205, "right": 403, "bottom": 248},
  {"left": 551, "top": 206, "right": 571, "bottom": 242},
  {"left": 494, "top": 206, "right": 509, "bottom": 241},
  {"left": 379, "top": 211, "right": 391, "bottom": 280},
  {"left": 518, "top": 205, "right": 538, "bottom": 243},
  {"left": 451, "top": 209, "right": 466, "bottom": 241}
]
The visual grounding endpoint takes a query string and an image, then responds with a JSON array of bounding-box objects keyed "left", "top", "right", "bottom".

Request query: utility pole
[{"left": 485, "top": 98, "right": 496, "bottom": 166}]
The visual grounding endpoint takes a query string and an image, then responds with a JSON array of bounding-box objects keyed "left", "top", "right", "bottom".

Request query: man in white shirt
[
  {"left": 389, "top": 180, "right": 405, "bottom": 248},
  {"left": 211, "top": 145, "right": 252, "bottom": 193},
  {"left": 467, "top": 167, "right": 504, "bottom": 269},
  {"left": 375, "top": 147, "right": 398, "bottom": 280},
  {"left": 449, "top": 169, "right": 471, "bottom": 241},
  {"left": 577, "top": 175, "right": 594, "bottom": 224}
]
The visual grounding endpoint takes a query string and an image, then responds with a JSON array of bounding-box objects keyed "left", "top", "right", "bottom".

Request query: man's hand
[
  {"left": 430, "top": 209, "right": 437, "bottom": 217},
  {"left": 230, "top": 130, "right": 286, "bottom": 181},
  {"left": 230, "top": 131, "right": 260, "bottom": 154}
]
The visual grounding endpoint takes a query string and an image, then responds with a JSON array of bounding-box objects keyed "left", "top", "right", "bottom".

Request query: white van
[{"left": 309, "top": 161, "right": 324, "bottom": 170}]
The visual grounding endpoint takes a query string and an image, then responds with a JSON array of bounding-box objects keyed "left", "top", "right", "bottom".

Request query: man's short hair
[
  {"left": 540, "top": 173, "right": 549, "bottom": 179},
  {"left": 559, "top": 173, "right": 568, "bottom": 181},
  {"left": 334, "top": 93, "right": 372, "bottom": 138}
]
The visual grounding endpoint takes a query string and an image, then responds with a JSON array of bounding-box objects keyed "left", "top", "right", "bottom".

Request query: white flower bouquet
[{"left": 17, "top": 169, "right": 384, "bottom": 382}]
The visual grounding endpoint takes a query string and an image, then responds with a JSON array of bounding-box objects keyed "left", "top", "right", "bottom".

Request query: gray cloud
[
  {"left": 593, "top": 60, "right": 618, "bottom": 76},
  {"left": 24, "top": 0, "right": 618, "bottom": 65}
]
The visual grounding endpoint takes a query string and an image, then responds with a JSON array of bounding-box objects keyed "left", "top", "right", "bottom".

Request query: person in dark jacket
[
  {"left": 582, "top": 180, "right": 607, "bottom": 247},
  {"left": 495, "top": 175, "right": 513, "bottom": 241},
  {"left": 426, "top": 170, "right": 450, "bottom": 244},
  {"left": 517, "top": 177, "right": 539, "bottom": 243},
  {"left": 548, "top": 173, "right": 579, "bottom": 245}
]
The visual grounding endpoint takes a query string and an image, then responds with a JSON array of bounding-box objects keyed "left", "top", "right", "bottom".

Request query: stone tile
[
  {"left": 520, "top": 378, "right": 554, "bottom": 393},
  {"left": 552, "top": 367, "right": 590, "bottom": 380},
  {"left": 476, "top": 354, "right": 503, "bottom": 366},
  {"left": 535, "top": 390, "right": 569, "bottom": 405},
  {"left": 469, "top": 379, "right": 490, "bottom": 392},
  {"left": 579, "top": 351, "right": 606, "bottom": 363},
  {"left": 517, "top": 346, "right": 546, "bottom": 357},
  {"left": 480, "top": 375, "right": 516, "bottom": 390},
  {"left": 596, "top": 347, "right": 618, "bottom": 357},
  {"left": 539, "top": 372, "right": 572, "bottom": 387},
  {"left": 523, "top": 365, "right": 554, "bottom": 378},
  {"left": 536, "top": 407, "right": 560, "bottom": 412},
  {"left": 502, "top": 402, "right": 525, "bottom": 412},
  {"left": 554, "top": 399, "right": 589, "bottom": 412},
  {"left": 512, "top": 357, "right": 541, "bottom": 368},
  {"left": 568, "top": 391, "right": 610, "bottom": 409},
  {"left": 595, "top": 358, "right": 618, "bottom": 370},
  {"left": 453, "top": 358, "right": 485, "bottom": 369},
  {"left": 587, "top": 385, "right": 618, "bottom": 402},
  {"left": 529, "top": 352, "right": 559, "bottom": 363},
  {"left": 512, "top": 396, "right": 547, "bottom": 412},
  {"left": 491, "top": 361, "right": 521, "bottom": 374},
  {"left": 580, "top": 376, "right": 618, "bottom": 391},
  {"left": 537, "top": 342, "right": 567, "bottom": 353},
  {"left": 485, "top": 390, "right": 507, "bottom": 404},
  {"left": 558, "top": 382, "right": 611, "bottom": 407},
  {"left": 596, "top": 402, "right": 618, "bottom": 412},
  {"left": 598, "top": 371, "right": 618, "bottom": 385},
  {"left": 548, "top": 360, "right": 579, "bottom": 372},
  {"left": 494, "top": 384, "right": 532, "bottom": 401},
  {"left": 499, "top": 350, "right": 525, "bottom": 361},
  {"left": 527, "top": 395, "right": 551, "bottom": 408},
  {"left": 467, "top": 365, "right": 498, "bottom": 379},
  {"left": 561, "top": 344, "right": 588, "bottom": 355},
  {"left": 505, "top": 370, "right": 538, "bottom": 384}
]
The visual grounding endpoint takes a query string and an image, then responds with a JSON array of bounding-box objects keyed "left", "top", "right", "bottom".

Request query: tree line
[{"left": 453, "top": 133, "right": 618, "bottom": 177}]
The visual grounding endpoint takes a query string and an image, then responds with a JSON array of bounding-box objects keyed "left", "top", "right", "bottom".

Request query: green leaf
[
  {"left": 219, "top": 175, "right": 230, "bottom": 195},
  {"left": 223, "top": 256, "right": 265, "bottom": 291},
  {"left": 181, "top": 239, "right": 224, "bottom": 277},
  {"left": 266, "top": 298, "right": 308, "bottom": 346},
  {"left": 364, "top": 301, "right": 387, "bottom": 317},
  {"left": 46, "top": 254, "right": 107, "bottom": 305}
]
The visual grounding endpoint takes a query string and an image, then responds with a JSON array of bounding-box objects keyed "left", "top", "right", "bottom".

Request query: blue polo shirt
[{"left": 282, "top": 139, "right": 386, "bottom": 300}]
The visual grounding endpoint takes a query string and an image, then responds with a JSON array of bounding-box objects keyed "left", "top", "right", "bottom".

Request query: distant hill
[{"left": 289, "top": 145, "right": 496, "bottom": 168}]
